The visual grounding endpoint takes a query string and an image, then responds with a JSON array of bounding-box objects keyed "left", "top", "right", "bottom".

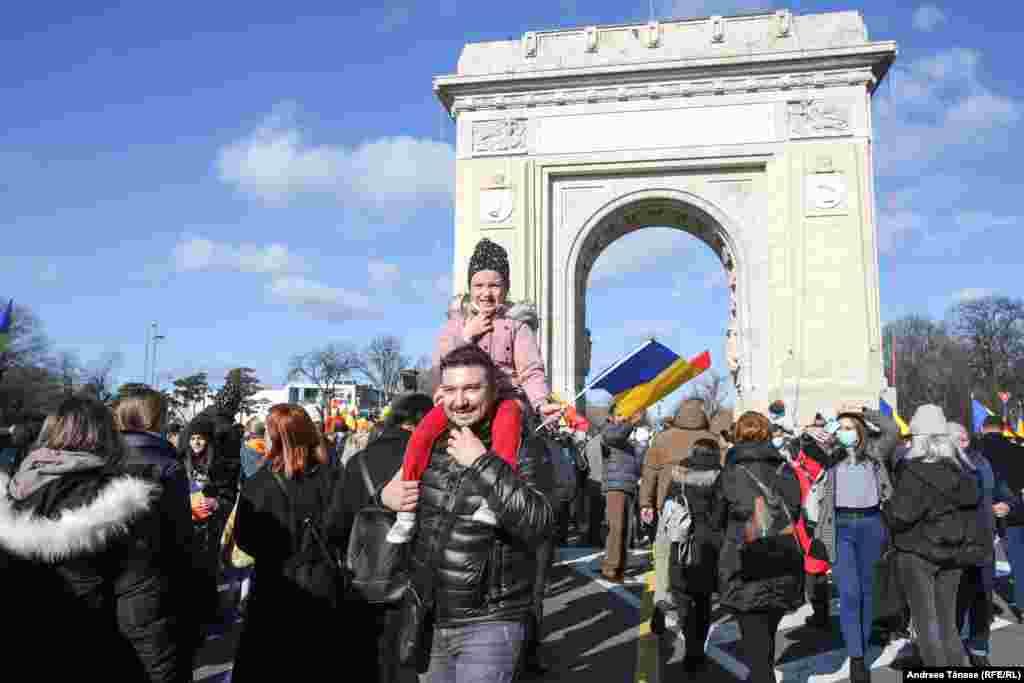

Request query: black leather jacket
[{"left": 410, "top": 444, "right": 554, "bottom": 627}]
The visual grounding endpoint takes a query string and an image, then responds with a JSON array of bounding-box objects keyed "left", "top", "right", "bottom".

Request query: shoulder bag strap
[
  {"left": 736, "top": 464, "right": 795, "bottom": 527},
  {"left": 271, "top": 471, "right": 299, "bottom": 555},
  {"left": 357, "top": 456, "right": 381, "bottom": 505}
]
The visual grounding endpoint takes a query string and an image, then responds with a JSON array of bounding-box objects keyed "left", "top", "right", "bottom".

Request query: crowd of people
[{"left": 1, "top": 236, "right": 1023, "bottom": 683}]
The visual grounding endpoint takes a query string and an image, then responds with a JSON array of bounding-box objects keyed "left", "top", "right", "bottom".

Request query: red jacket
[{"left": 788, "top": 447, "right": 830, "bottom": 575}]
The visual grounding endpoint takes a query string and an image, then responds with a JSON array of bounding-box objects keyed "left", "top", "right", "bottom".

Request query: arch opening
[{"left": 565, "top": 193, "right": 746, "bottom": 414}]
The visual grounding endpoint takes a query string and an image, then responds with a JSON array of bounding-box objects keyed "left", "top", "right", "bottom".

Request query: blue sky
[{"left": 1, "top": 1, "right": 1021, "bottom": 412}]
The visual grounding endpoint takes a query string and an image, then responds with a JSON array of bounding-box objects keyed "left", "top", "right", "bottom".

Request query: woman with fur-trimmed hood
[{"left": 0, "top": 397, "right": 191, "bottom": 682}]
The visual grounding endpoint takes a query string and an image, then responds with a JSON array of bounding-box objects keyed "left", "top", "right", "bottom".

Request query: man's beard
[{"left": 446, "top": 400, "right": 498, "bottom": 438}]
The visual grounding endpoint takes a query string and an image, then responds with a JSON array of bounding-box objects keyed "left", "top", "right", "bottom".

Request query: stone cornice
[
  {"left": 443, "top": 67, "right": 876, "bottom": 117},
  {"left": 434, "top": 43, "right": 896, "bottom": 116}
]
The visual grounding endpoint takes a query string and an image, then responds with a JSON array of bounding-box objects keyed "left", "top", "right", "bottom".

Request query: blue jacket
[
  {"left": 600, "top": 421, "right": 642, "bottom": 495},
  {"left": 240, "top": 445, "right": 267, "bottom": 482}
]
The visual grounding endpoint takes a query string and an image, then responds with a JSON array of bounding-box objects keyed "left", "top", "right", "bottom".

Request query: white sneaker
[
  {"left": 470, "top": 499, "right": 498, "bottom": 526},
  {"left": 386, "top": 511, "right": 417, "bottom": 544}
]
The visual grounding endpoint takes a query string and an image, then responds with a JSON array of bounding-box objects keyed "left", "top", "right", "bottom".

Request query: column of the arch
[{"left": 786, "top": 138, "right": 883, "bottom": 421}]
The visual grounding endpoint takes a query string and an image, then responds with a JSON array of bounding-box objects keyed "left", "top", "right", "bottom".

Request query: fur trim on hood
[
  {"left": 0, "top": 472, "right": 157, "bottom": 563},
  {"left": 504, "top": 302, "right": 539, "bottom": 331}
]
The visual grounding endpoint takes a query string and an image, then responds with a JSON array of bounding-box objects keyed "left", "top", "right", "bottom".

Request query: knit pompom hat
[{"left": 467, "top": 238, "right": 510, "bottom": 288}]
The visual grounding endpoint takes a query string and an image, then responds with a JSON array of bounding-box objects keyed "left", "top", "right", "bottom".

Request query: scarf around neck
[{"left": 7, "top": 448, "right": 107, "bottom": 502}]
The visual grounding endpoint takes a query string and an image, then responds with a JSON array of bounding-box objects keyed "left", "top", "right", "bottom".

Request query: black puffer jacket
[
  {"left": 888, "top": 458, "right": 986, "bottom": 568},
  {"left": 410, "top": 442, "right": 554, "bottom": 627},
  {"left": 0, "top": 464, "right": 188, "bottom": 682},
  {"left": 714, "top": 440, "right": 804, "bottom": 614},
  {"left": 668, "top": 450, "right": 723, "bottom": 596},
  {"left": 121, "top": 430, "right": 215, "bottom": 647}
]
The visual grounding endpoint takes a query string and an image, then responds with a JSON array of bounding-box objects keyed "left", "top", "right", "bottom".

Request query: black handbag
[{"left": 346, "top": 457, "right": 410, "bottom": 605}]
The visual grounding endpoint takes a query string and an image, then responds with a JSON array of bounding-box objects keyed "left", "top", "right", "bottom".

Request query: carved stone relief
[
  {"left": 472, "top": 119, "right": 528, "bottom": 155},
  {"left": 788, "top": 99, "right": 852, "bottom": 138},
  {"left": 805, "top": 172, "right": 848, "bottom": 213},
  {"left": 480, "top": 188, "right": 514, "bottom": 223}
]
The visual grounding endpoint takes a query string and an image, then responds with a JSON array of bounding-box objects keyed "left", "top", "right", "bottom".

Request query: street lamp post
[
  {"left": 143, "top": 324, "right": 152, "bottom": 384},
  {"left": 151, "top": 334, "right": 166, "bottom": 389}
]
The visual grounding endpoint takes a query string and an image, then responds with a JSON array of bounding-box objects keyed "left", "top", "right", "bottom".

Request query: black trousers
[
  {"left": 956, "top": 564, "right": 994, "bottom": 656},
  {"left": 676, "top": 592, "right": 713, "bottom": 657},
  {"left": 737, "top": 610, "right": 785, "bottom": 683},
  {"left": 371, "top": 605, "right": 418, "bottom": 683},
  {"left": 521, "top": 537, "right": 557, "bottom": 669},
  {"left": 579, "top": 480, "right": 606, "bottom": 547}
]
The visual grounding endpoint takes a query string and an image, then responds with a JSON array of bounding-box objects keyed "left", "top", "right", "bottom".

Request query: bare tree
[
  {"left": 949, "top": 295, "right": 1024, "bottom": 405},
  {"left": 684, "top": 369, "right": 730, "bottom": 420},
  {"left": 884, "top": 316, "right": 973, "bottom": 425},
  {"left": 80, "top": 352, "right": 124, "bottom": 404},
  {"left": 288, "top": 343, "right": 363, "bottom": 422},
  {"left": 361, "top": 335, "right": 410, "bottom": 403},
  {"left": 413, "top": 354, "right": 436, "bottom": 395},
  {"left": 0, "top": 300, "right": 51, "bottom": 385}
]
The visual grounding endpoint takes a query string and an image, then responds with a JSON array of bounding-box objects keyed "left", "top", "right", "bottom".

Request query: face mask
[
  {"left": 772, "top": 436, "right": 785, "bottom": 449},
  {"left": 837, "top": 430, "right": 859, "bottom": 448}
]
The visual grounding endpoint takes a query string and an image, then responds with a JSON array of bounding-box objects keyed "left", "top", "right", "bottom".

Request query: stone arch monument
[{"left": 435, "top": 10, "right": 896, "bottom": 423}]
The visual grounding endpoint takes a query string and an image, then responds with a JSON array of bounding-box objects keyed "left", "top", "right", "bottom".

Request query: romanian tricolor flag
[
  {"left": 879, "top": 397, "right": 910, "bottom": 436},
  {"left": 584, "top": 340, "right": 711, "bottom": 418},
  {"left": 0, "top": 299, "right": 12, "bottom": 352},
  {"left": 1016, "top": 419, "right": 1024, "bottom": 439}
]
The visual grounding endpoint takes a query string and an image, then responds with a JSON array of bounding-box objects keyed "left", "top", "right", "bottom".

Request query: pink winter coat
[{"left": 434, "top": 311, "right": 550, "bottom": 410}]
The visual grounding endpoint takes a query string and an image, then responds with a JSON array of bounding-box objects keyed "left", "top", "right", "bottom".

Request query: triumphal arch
[{"left": 435, "top": 10, "right": 896, "bottom": 421}]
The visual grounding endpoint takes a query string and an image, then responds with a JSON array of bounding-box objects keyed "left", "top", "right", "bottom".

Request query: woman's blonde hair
[{"left": 114, "top": 389, "right": 166, "bottom": 433}]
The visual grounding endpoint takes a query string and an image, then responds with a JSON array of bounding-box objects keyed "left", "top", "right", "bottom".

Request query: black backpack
[
  {"left": 346, "top": 456, "right": 410, "bottom": 605},
  {"left": 270, "top": 467, "right": 346, "bottom": 608}
]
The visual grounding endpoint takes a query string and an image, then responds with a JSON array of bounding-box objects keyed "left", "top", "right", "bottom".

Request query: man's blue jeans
[
  {"left": 425, "top": 620, "right": 525, "bottom": 683},
  {"left": 1007, "top": 526, "right": 1024, "bottom": 608},
  {"left": 834, "top": 510, "right": 887, "bottom": 658}
]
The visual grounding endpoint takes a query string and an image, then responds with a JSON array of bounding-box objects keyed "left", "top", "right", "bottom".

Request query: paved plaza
[{"left": 195, "top": 547, "right": 1023, "bottom": 682}]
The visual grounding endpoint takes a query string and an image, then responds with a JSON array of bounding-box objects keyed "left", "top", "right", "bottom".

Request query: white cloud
[
  {"left": 367, "top": 259, "right": 401, "bottom": 287},
  {"left": 217, "top": 103, "right": 454, "bottom": 209},
  {"left": 945, "top": 93, "right": 1020, "bottom": 127},
  {"left": 174, "top": 238, "right": 305, "bottom": 275},
  {"left": 912, "top": 5, "right": 947, "bottom": 32},
  {"left": 953, "top": 288, "right": 993, "bottom": 303},
  {"left": 875, "top": 48, "right": 1019, "bottom": 175},
  {"left": 267, "top": 277, "right": 381, "bottom": 321}
]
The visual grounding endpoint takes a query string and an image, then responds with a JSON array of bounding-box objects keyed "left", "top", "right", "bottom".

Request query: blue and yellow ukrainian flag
[
  {"left": 0, "top": 299, "right": 13, "bottom": 352},
  {"left": 879, "top": 397, "right": 910, "bottom": 436},
  {"left": 586, "top": 340, "right": 711, "bottom": 418},
  {"left": 971, "top": 397, "right": 994, "bottom": 435}
]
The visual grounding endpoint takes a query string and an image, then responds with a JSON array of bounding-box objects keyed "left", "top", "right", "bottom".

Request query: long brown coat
[{"left": 639, "top": 400, "right": 717, "bottom": 511}]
